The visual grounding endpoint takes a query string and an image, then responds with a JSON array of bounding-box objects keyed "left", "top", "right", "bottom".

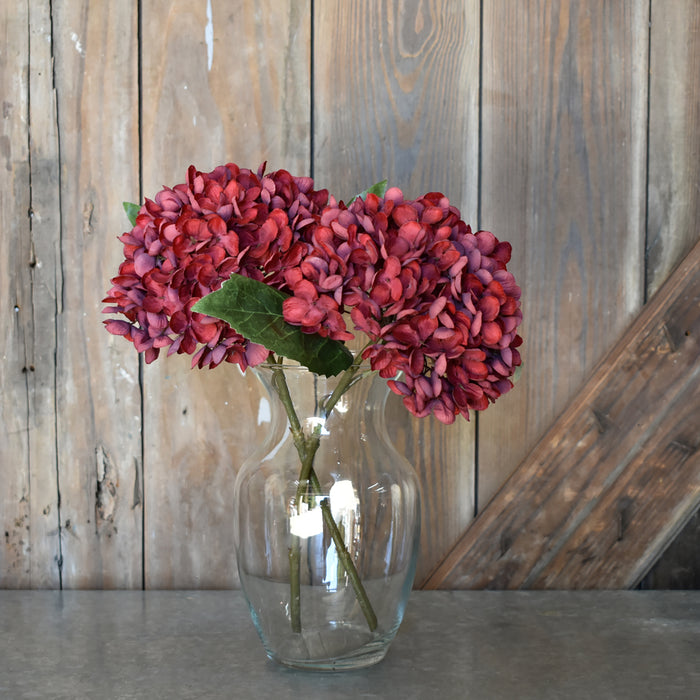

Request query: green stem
[
  {"left": 270, "top": 357, "right": 303, "bottom": 436},
  {"left": 288, "top": 544, "right": 301, "bottom": 633},
  {"left": 320, "top": 498, "right": 377, "bottom": 631},
  {"left": 268, "top": 351, "right": 377, "bottom": 635}
]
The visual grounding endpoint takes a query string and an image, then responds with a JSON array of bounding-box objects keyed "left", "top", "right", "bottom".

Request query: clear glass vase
[{"left": 234, "top": 364, "right": 421, "bottom": 670}]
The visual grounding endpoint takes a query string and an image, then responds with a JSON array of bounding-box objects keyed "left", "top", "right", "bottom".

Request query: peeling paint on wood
[{"left": 95, "top": 445, "right": 118, "bottom": 533}]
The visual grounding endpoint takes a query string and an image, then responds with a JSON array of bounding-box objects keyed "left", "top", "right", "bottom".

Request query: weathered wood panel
[
  {"left": 51, "top": 2, "right": 143, "bottom": 587},
  {"left": 313, "top": 0, "right": 480, "bottom": 583},
  {"left": 645, "top": 0, "right": 700, "bottom": 297},
  {"left": 0, "top": 2, "right": 32, "bottom": 586},
  {"left": 638, "top": 0, "right": 700, "bottom": 588},
  {"left": 140, "top": 0, "right": 311, "bottom": 588},
  {"left": 477, "top": 0, "right": 649, "bottom": 510},
  {"left": 2, "top": 0, "right": 700, "bottom": 590},
  {"left": 0, "top": 1, "right": 62, "bottom": 588},
  {"left": 422, "top": 239, "right": 700, "bottom": 589}
]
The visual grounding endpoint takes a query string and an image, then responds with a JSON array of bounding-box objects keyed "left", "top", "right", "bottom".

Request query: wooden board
[
  {"left": 51, "top": 2, "right": 143, "bottom": 587},
  {"left": 645, "top": 0, "right": 700, "bottom": 297},
  {"left": 0, "top": 0, "right": 61, "bottom": 588},
  {"left": 477, "top": 0, "right": 650, "bottom": 510},
  {"left": 423, "top": 238, "right": 700, "bottom": 589},
  {"left": 1, "top": 0, "right": 31, "bottom": 586},
  {"left": 637, "top": 0, "right": 700, "bottom": 587},
  {"left": 313, "top": 0, "right": 480, "bottom": 583},
  {"left": 140, "top": 0, "right": 311, "bottom": 588}
]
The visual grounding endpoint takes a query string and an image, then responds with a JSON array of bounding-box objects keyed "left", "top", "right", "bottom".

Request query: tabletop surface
[{"left": 1, "top": 590, "right": 698, "bottom": 700}]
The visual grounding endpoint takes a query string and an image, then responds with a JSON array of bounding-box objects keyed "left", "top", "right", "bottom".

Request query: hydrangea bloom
[
  {"left": 281, "top": 189, "right": 523, "bottom": 424},
  {"left": 104, "top": 163, "right": 522, "bottom": 423},
  {"left": 103, "top": 163, "right": 328, "bottom": 369}
]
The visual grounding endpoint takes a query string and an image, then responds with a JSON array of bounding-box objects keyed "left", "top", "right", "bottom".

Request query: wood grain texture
[
  {"left": 0, "top": 1, "right": 60, "bottom": 588},
  {"left": 140, "top": 0, "right": 310, "bottom": 588},
  {"left": 3, "top": 0, "right": 700, "bottom": 591},
  {"left": 637, "top": 0, "right": 700, "bottom": 590},
  {"left": 423, "top": 238, "right": 700, "bottom": 589},
  {"left": 646, "top": 0, "right": 700, "bottom": 296},
  {"left": 314, "top": 0, "right": 480, "bottom": 210},
  {"left": 51, "top": 2, "right": 143, "bottom": 587},
  {"left": 477, "top": 0, "right": 649, "bottom": 509},
  {"left": 314, "top": 0, "right": 480, "bottom": 584},
  {"left": 0, "top": 2, "right": 31, "bottom": 586}
]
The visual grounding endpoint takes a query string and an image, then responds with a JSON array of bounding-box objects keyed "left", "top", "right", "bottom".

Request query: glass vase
[{"left": 234, "top": 364, "right": 421, "bottom": 670}]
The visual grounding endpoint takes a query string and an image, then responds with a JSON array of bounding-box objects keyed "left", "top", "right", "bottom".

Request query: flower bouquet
[{"left": 104, "top": 162, "right": 522, "bottom": 669}]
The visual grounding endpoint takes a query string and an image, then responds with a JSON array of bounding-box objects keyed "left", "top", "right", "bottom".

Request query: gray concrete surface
[{"left": 1, "top": 590, "right": 698, "bottom": 699}]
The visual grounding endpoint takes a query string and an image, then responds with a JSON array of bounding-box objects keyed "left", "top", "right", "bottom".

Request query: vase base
[{"left": 267, "top": 642, "right": 390, "bottom": 671}]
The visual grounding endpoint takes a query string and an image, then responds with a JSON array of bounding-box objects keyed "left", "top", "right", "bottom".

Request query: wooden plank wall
[{"left": 1, "top": 0, "right": 698, "bottom": 589}]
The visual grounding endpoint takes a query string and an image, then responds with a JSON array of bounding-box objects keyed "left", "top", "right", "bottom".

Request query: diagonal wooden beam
[{"left": 422, "top": 237, "right": 700, "bottom": 590}]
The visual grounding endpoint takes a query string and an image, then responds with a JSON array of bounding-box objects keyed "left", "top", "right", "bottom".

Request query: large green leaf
[
  {"left": 192, "top": 274, "right": 353, "bottom": 376},
  {"left": 348, "top": 179, "right": 388, "bottom": 205},
  {"left": 123, "top": 201, "right": 140, "bottom": 227}
]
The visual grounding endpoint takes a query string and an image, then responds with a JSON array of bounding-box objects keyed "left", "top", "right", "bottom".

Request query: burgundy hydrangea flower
[
  {"left": 280, "top": 188, "right": 523, "bottom": 424},
  {"left": 103, "top": 163, "right": 329, "bottom": 369},
  {"left": 104, "top": 162, "right": 522, "bottom": 424}
]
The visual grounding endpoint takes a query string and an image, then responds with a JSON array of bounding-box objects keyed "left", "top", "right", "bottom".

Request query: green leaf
[
  {"left": 512, "top": 363, "right": 523, "bottom": 384},
  {"left": 348, "top": 179, "right": 388, "bottom": 205},
  {"left": 123, "top": 201, "right": 140, "bottom": 227},
  {"left": 192, "top": 275, "right": 353, "bottom": 377}
]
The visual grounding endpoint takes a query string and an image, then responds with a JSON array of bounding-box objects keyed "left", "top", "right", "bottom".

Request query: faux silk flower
[{"left": 104, "top": 163, "right": 522, "bottom": 424}]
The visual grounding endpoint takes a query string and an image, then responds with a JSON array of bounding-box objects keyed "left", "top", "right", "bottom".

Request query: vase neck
[{"left": 252, "top": 365, "right": 388, "bottom": 440}]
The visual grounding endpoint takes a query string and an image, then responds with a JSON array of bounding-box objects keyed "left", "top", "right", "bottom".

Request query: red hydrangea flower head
[
  {"left": 103, "top": 163, "right": 329, "bottom": 369},
  {"left": 295, "top": 188, "right": 523, "bottom": 424},
  {"left": 104, "top": 164, "right": 522, "bottom": 423}
]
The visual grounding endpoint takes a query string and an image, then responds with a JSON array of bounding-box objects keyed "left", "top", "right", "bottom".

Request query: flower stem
[
  {"left": 320, "top": 498, "right": 378, "bottom": 631},
  {"left": 268, "top": 354, "right": 378, "bottom": 635},
  {"left": 288, "top": 545, "right": 302, "bottom": 633}
]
